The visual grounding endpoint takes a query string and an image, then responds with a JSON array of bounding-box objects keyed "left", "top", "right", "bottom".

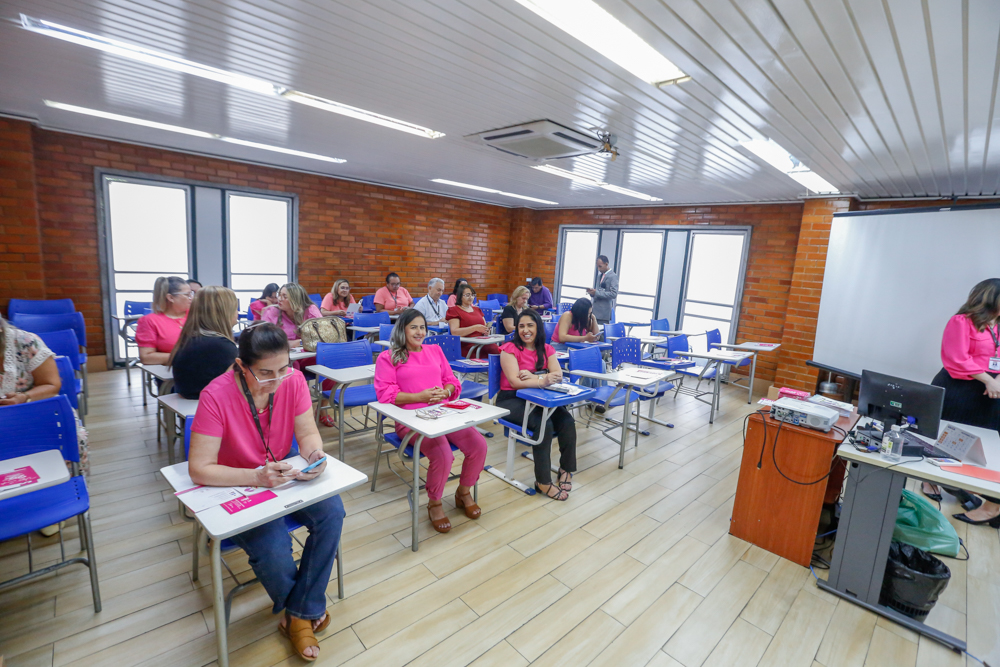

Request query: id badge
[{"left": 990, "top": 357, "right": 1000, "bottom": 372}]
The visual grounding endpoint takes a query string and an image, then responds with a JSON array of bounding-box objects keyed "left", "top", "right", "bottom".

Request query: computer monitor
[{"left": 858, "top": 370, "right": 945, "bottom": 438}]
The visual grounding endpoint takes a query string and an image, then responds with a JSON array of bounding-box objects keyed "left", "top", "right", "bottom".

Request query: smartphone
[
  {"left": 926, "top": 457, "right": 959, "bottom": 467},
  {"left": 299, "top": 456, "right": 326, "bottom": 474}
]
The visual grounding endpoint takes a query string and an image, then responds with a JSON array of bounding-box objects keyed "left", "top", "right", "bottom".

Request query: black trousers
[
  {"left": 496, "top": 390, "right": 577, "bottom": 486},
  {"left": 931, "top": 369, "right": 1000, "bottom": 504}
]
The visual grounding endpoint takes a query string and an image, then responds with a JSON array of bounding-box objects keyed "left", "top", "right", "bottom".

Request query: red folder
[{"left": 939, "top": 465, "right": 1000, "bottom": 483}]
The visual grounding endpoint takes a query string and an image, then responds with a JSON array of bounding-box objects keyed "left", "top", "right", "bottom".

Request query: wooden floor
[{"left": 0, "top": 369, "right": 996, "bottom": 667}]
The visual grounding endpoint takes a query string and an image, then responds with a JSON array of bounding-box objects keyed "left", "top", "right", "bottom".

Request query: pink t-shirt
[
  {"left": 135, "top": 312, "right": 187, "bottom": 352},
  {"left": 446, "top": 294, "right": 478, "bottom": 307},
  {"left": 374, "top": 286, "right": 413, "bottom": 311},
  {"left": 551, "top": 314, "right": 587, "bottom": 344},
  {"left": 250, "top": 300, "right": 267, "bottom": 321},
  {"left": 192, "top": 369, "right": 312, "bottom": 469},
  {"left": 373, "top": 345, "right": 461, "bottom": 409},
  {"left": 261, "top": 304, "right": 322, "bottom": 340},
  {"left": 321, "top": 293, "right": 356, "bottom": 312},
  {"left": 499, "top": 341, "right": 556, "bottom": 391},
  {"left": 941, "top": 314, "right": 1000, "bottom": 380}
]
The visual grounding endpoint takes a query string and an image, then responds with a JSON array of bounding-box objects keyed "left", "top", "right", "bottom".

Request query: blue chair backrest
[
  {"left": 12, "top": 312, "right": 87, "bottom": 348},
  {"left": 7, "top": 298, "right": 75, "bottom": 317},
  {"left": 421, "top": 334, "right": 461, "bottom": 362},
  {"left": 360, "top": 295, "right": 376, "bottom": 312},
  {"left": 308, "top": 293, "right": 323, "bottom": 308},
  {"left": 480, "top": 308, "right": 493, "bottom": 323},
  {"left": 315, "top": 340, "right": 373, "bottom": 370},
  {"left": 666, "top": 334, "right": 689, "bottom": 359},
  {"left": 557, "top": 303, "right": 573, "bottom": 315},
  {"left": 604, "top": 322, "right": 625, "bottom": 339},
  {"left": 487, "top": 294, "right": 509, "bottom": 306},
  {"left": 706, "top": 328, "right": 721, "bottom": 350},
  {"left": 611, "top": 338, "right": 642, "bottom": 369},
  {"left": 54, "top": 356, "right": 79, "bottom": 410},
  {"left": 246, "top": 301, "right": 255, "bottom": 320},
  {"left": 543, "top": 322, "right": 557, "bottom": 345},
  {"left": 379, "top": 323, "right": 394, "bottom": 340},
  {"left": 568, "top": 346, "right": 604, "bottom": 375},
  {"left": 354, "top": 312, "right": 390, "bottom": 328},
  {"left": 185, "top": 415, "right": 298, "bottom": 460},
  {"left": 478, "top": 299, "right": 502, "bottom": 312},
  {"left": 488, "top": 354, "right": 501, "bottom": 399},
  {"left": 125, "top": 301, "right": 151, "bottom": 317},
  {"left": 651, "top": 317, "right": 671, "bottom": 333},
  {"left": 36, "top": 329, "right": 82, "bottom": 369},
  {"left": 0, "top": 395, "right": 78, "bottom": 462}
]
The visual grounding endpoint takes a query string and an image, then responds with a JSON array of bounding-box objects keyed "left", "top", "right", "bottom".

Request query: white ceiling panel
[{"left": 1, "top": 0, "right": 998, "bottom": 207}]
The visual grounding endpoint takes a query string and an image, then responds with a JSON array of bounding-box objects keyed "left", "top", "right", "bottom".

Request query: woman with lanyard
[
  {"left": 925, "top": 278, "right": 1000, "bottom": 527},
  {"left": 188, "top": 323, "right": 343, "bottom": 661}
]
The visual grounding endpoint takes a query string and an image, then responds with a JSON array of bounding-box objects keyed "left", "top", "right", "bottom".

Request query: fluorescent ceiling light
[
  {"left": 431, "top": 179, "right": 558, "bottom": 205},
  {"left": 22, "top": 14, "right": 446, "bottom": 139},
  {"left": 740, "top": 138, "right": 839, "bottom": 194},
  {"left": 21, "top": 14, "right": 276, "bottom": 95},
  {"left": 513, "top": 0, "right": 688, "bottom": 86},
  {"left": 44, "top": 101, "right": 346, "bottom": 163},
  {"left": 283, "top": 91, "right": 445, "bottom": 140},
  {"left": 531, "top": 165, "right": 662, "bottom": 201}
]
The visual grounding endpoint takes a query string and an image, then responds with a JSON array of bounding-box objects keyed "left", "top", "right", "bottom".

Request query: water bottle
[{"left": 880, "top": 424, "right": 903, "bottom": 463}]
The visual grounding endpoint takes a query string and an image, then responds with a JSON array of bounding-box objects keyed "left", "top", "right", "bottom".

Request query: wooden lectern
[{"left": 730, "top": 409, "right": 859, "bottom": 567}]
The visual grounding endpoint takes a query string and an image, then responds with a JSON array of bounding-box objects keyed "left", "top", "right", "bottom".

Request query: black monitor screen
[{"left": 858, "top": 370, "right": 945, "bottom": 437}]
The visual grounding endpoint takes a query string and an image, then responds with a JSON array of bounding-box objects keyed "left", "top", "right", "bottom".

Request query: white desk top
[
  {"left": 157, "top": 393, "right": 200, "bottom": 417},
  {"left": 373, "top": 339, "right": 390, "bottom": 348},
  {"left": 839, "top": 417, "right": 1000, "bottom": 498},
  {"left": 348, "top": 325, "right": 380, "bottom": 333},
  {"left": 0, "top": 450, "right": 72, "bottom": 500},
  {"left": 570, "top": 366, "right": 674, "bottom": 389},
  {"left": 651, "top": 329, "right": 704, "bottom": 337},
  {"left": 110, "top": 313, "right": 142, "bottom": 322},
  {"left": 138, "top": 364, "right": 173, "bottom": 381},
  {"left": 713, "top": 342, "right": 782, "bottom": 352},
  {"left": 289, "top": 348, "right": 316, "bottom": 361},
  {"left": 368, "top": 401, "right": 509, "bottom": 440},
  {"left": 607, "top": 336, "right": 669, "bottom": 345},
  {"left": 306, "top": 364, "right": 376, "bottom": 384},
  {"left": 459, "top": 335, "right": 506, "bottom": 346},
  {"left": 160, "top": 459, "right": 368, "bottom": 540},
  {"left": 675, "top": 350, "right": 753, "bottom": 363}
]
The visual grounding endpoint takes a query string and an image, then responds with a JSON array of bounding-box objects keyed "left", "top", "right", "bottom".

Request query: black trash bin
[{"left": 879, "top": 541, "right": 951, "bottom": 620}]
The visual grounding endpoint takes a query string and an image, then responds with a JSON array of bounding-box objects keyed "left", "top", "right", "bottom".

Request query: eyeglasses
[
  {"left": 170, "top": 291, "right": 194, "bottom": 299},
  {"left": 247, "top": 365, "right": 293, "bottom": 385},
  {"left": 388, "top": 281, "right": 401, "bottom": 288}
]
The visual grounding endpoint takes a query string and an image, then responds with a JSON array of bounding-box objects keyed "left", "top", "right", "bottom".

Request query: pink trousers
[{"left": 394, "top": 424, "right": 488, "bottom": 500}]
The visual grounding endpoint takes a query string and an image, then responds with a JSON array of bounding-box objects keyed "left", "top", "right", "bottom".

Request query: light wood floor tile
[
  {"left": 628, "top": 501, "right": 716, "bottom": 565},
  {"left": 702, "top": 617, "right": 773, "bottom": 667},
  {"left": 757, "top": 589, "right": 836, "bottom": 667},
  {"left": 965, "top": 576, "right": 1000, "bottom": 665},
  {"left": 4, "top": 646, "right": 54, "bottom": 667},
  {"left": 687, "top": 495, "right": 736, "bottom": 546},
  {"left": 646, "top": 652, "right": 685, "bottom": 667},
  {"left": 583, "top": 483, "right": 672, "bottom": 538},
  {"left": 323, "top": 564, "right": 438, "bottom": 636},
  {"left": 814, "top": 600, "right": 877, "bottom": 667},
  {"left": 677, "top": 533, "right": 750, "bottom": 597},
  {"left": 665, "top": 561, "right": 767, "bottom": 667},
  {"left": 875, "top": 615, "right": 920, "bottom": 644},
  {"left": 531, "top": 609, "right": 624, "bottom": 667},
  {"left": 467, "top": 640, "right": 528, "bottom": 667},
  {"left": 742, "top": 544, "right": 780, "bottom": 573},
  {"left": 643, "top": 475, "right": 719, "bottom": 522},
  {"left": 552, "top": 514, "right": 659, "bottom": 588},
  {"left": 61, "top": 612, "right": 207, "bottom": 667},
  {"left": 741, "top": 558, "right": 812, "bottom": 635},
  {"left": 914, "top": 635, "right": 965, "bottom": 667},
  {"left": 864, "top": 625, "right": 918, "bottom": 667},
  {"left": 509, "top": 496, "right": 617, "bottom": 557}
]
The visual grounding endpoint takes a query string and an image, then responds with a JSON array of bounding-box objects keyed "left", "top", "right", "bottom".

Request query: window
[
  {"left": 557, "top": 230, "right": 600, "bottom": 304},
  {"left": 228, "top": 193, "right": 292, "bottom": 314},
  {"left": 680, "top": 232, "right": 748, "bottom": 352},
  {"left": 616, "top": 231, "right": 664, "bottom": 336}
]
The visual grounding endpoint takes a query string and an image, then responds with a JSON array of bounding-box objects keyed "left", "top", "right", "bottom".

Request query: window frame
[
  {"left": 677, "top": 229, "right": 752, "bottom": 344},
  {"left": 224, "top": 190, "right": 296, "bottom": 311}
]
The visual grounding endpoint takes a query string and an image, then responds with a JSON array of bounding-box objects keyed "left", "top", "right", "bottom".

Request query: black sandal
[
  {"left": 557, "top": 469, "right": 573, "bottom": 492},
  {"left": 921, "top": 482, "right": 943, "bottom": 502},
  {"left": 535, "top": 482, "right": 569, "bottom": 501}
]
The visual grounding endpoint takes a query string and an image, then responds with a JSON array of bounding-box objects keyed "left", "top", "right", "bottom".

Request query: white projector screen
[{"left": 813, "top": 206, "right": 1000, "bottom": 385}]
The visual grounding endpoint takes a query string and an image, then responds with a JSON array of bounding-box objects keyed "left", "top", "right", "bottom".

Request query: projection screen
[{"left": 813, "top": 205, "right": 1000, "bottom": 385}]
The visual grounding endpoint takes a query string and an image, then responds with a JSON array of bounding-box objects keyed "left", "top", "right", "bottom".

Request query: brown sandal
[
  {"left": 280, "top": 613, "right": 319, "bottom": 661},
  {"left": 455, "top": 488, "right": 481, "bottom": 519},
  {"left": 428, "top": 500, "right": 452, "bottom": 533}
]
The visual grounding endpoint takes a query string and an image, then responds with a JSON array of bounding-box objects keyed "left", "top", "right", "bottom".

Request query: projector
[{"left": 770, "top": 397, "right": 840, "bottom": 432}]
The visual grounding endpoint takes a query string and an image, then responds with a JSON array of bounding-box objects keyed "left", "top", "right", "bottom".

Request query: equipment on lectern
[{"left": 770, "top": 398, "right": 840, "bottom": 432}]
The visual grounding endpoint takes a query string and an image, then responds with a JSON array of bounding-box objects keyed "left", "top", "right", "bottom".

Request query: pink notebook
[
  {"left": 939, "top": 465, "right": 1000, "bottom": 484},
  {"left": 0, "top": 466, "right": 40, "bottom": 489},
  {"left": 221, "top": 490, "right": 277, "bottom": 514}
]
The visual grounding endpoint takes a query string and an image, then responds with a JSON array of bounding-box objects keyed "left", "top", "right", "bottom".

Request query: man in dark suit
[{"left": 587, "top": 255, "right": 618, "bottom": 324}]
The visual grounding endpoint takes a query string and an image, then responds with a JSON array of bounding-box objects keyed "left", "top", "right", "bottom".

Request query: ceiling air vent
[{"left": 465, "top": 120, "right": 603, "bottom": 161}]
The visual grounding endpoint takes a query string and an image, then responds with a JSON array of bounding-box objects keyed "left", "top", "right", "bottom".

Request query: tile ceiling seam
[
  {"left": 982, "top": 25, "right": 1000, "bottom": 196},
  {"left": 920, "top": 0, "right": 956, "bottom": 195}
]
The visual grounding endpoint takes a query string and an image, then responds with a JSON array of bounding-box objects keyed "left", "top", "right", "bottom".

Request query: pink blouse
[
  {"left": 373, "top": 345, "right": 461, "bottom": 409},
  {"left": 135, "top": 312, "right": 187, "bottom": 352},
  {"left": 261, "top": 304, "right": 322, "bottom": 340},
  {"left": 321, "top": 293, "right": 356, "bottom": 312},
  {"left": 941, "top": 314, "right": 1000, "bottom": 380},
  {"left": 551, "top": 315, "right": 587, "bottom": 344},
  {"left": 499, "top": 341, "right": 556, "bottom": 391}
]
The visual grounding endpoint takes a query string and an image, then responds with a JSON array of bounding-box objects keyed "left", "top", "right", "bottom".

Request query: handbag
[{"left": 298, "top": 316, "right": 348, "bottom": 352}]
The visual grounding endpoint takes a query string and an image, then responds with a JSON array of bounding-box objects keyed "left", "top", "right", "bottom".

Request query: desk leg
[
  {"left": 748, "top": 353, "right": 757, "bottom": 404},
  {"left": 817, "top": 460, "right": 966, "bottom": 652},
  {"left": 709, "top": 362, "right": 719, "bottom": 424},
  {"left": 411, "top": 435, "right": 423, "bottom": 552},
  {"left": 211, "top": 537, "right": 229, "bottom": 667},
  {"left": 619, "top": 387, "right": 633, "bottom": 469},
  {"left": 142, "top": 371, "right": 148, "bottom": 407},
  {"left": 338, "top": 395, "right": 346, "bottom": 461}
]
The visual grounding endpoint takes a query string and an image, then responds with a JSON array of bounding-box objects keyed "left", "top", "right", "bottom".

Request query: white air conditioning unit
[{"left": 465, "top": 120, "right": 604, "bottom": 161}]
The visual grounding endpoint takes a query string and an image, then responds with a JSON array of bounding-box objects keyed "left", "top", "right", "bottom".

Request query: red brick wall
[
  {"left": 507, "top": 204, "right": 804, "bottom": 382},
  {"left": 23, "top": 124, "right": 511, "bottom": 356},
  {"left": 0, "top": 120, "right": 45, "bottom": 313}
]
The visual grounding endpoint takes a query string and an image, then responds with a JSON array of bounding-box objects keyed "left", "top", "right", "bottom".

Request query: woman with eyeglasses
[
  {"left": 262, "top": 283, "right": 322, "bottom": 348},
  {"left": 321, "top": 279, "right": 356, "bottom": 317},
  {"left": 188, "top": 323, "right": 342, "bottom": 662},
  {"left": 169, "top": 286, "right": 239, "bottom": 399},
  {"left": 374, "top": 310, "right": 487, "bottom": 533},
  {"left": 446, "top": 284, "right": 500, "bottom": 358},
  {"left": 136, "top": 275, "right": 193, "bottom": 365}
]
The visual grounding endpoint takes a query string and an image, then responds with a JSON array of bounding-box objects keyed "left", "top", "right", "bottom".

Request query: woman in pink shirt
[
  {"left": 927, "top": 278, "right": 1000, "bottom": 526},
  {"left": 262, "top": 283, "right": 322, "bottom": 346},
  {"left": 136, "top": 276, "right": 192, "bottom": 364},
  {"left": 496, "top": 309, "right": 576, "bottom": 500},
  {"left": 373, "top": 309, "right": 487, "bottom": 533},
  {"left": 250, "top": 283, "right": 279, "bottom": 321},
  {"left": 551, "top": 298, "right": 600, "bottom": 349},
  {"left": 189, "top": 323, "right": 341, "bottom": 661},
  {"left": 321, "top": 279, "right": 356, "bottom": 316}
]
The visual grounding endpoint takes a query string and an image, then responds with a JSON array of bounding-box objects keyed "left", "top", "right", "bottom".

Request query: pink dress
[{"left": 135, "top": 312, "right": 187, "bottom": 352}]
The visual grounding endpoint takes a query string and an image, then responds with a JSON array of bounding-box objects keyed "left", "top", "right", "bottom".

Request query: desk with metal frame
[
  {"left": 110, "top": 313, "right": 142, "bottom": 385},
  {"left": 672, "top": 350, "right": 753, "bottom": 424},
  {"left": 458, "top": 334, "right": 506, "bottom": 359},
  {"left": 0, "top": 450, "right": 71, "bottom": 500},
  {"left": 306, "top": 364, "right": 376, "bottom": 460},
  {"left": 157, "top": 393, "right": 199, "bottom": 464},
  {"left": 710, "top": 342, "right": 781, "bottom": 403}
]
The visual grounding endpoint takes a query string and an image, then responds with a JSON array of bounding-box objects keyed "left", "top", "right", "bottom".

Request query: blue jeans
[{"left": 229, "top": 494, "right": 345, "bottom": 620}]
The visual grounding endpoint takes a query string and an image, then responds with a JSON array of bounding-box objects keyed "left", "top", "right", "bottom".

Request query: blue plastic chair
[
  {"left": 604, "top": 322, "right": 626, "bottom": 340},
  {"left": 478, "top": 299, "right": 502, "bottom": 312},
  {"left": 611, "top": 338, "right": 674, "bottom": 397},
  {"left": 421, "top": 335, "right": 488, "bottom": 401},
  {"left": 650, "top": 317, "right": 672, "bottom": 355},
  {"left": 487, "top": 294, "right": 509, "bottom": 306},
  {"left": 118, "top": 301, "right": 152, "bottom": 386},
  {"left": 0, "top": 395, "right": 101, "bottom": 612},
  {"left": 379, "top": 323, "right": 394, "bottom": 341},
  {"left": 124, "top": 301, "right": 151, "bottom": 317},
  {"left": 308, "top": 293, "right": 323, "bottom": 308},
  {"left": 352, "top": 312, "right": 391, "bottom": 342},
  {"left": 543, "top": 322, "right": 557, "bottom": 345},
  {"left": 480, "top": 308, "right": 493, "bottom": 327},
  {"left": 37, "top": 330, "right": 86, "bottom": 416},
  {"left": 7, "top": 298, "right": 75, "bottom": 317},
  {"left": 316, "top": 340, "right": 377, "bottom": 459},
  {"left": 360, "top": 295, "right": 376, "bottom": 313},
  {"left": 556, "top": 303, "right": 573, "bottom": 315},
  {"left": 54, "top": 355, "right": 80, "bottom": 411},
  {"left": 14, "top": 314, "right": 90, "bottom": 409}
]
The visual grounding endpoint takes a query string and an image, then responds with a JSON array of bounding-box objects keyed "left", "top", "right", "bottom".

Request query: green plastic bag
[{"left": 893, "top": 489, "right": 960, "bottom": 558}]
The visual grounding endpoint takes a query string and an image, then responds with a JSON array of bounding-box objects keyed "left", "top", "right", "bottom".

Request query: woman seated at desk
[
  {"left": 188, "top": 323, "right": 341, "bottom": 662},
  {"left": 321, "top": 279, "right": 356, "bottom": 317},
  {"left": 373, "top": 310, "right": 487, "bottom": 533},
  {"left": 136, "top": 276, "right": 192, "bottom": 365},
  {"left": 262, "top": 283, "right": 322, "bottom": 348},
  {"left": 551, "top": 298, "right": 600, "bottom": 350},
  {"left": 496, "top": 309, "right": 576, "bottom": 500},
  {"left": 447, "top": 278, "right": 473, "bottom": 307},
  {"left": 250, "top": 283, "right": 279, "bottom": 321},
  {"left": 169, "top": 286, "right": 239, "bottom": 399},
  {"left": 447, "top": 284, "right": 500, "bottom": 358},
  {"left": 500, "top": 286, "right": 530, "bottom": 335}
]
